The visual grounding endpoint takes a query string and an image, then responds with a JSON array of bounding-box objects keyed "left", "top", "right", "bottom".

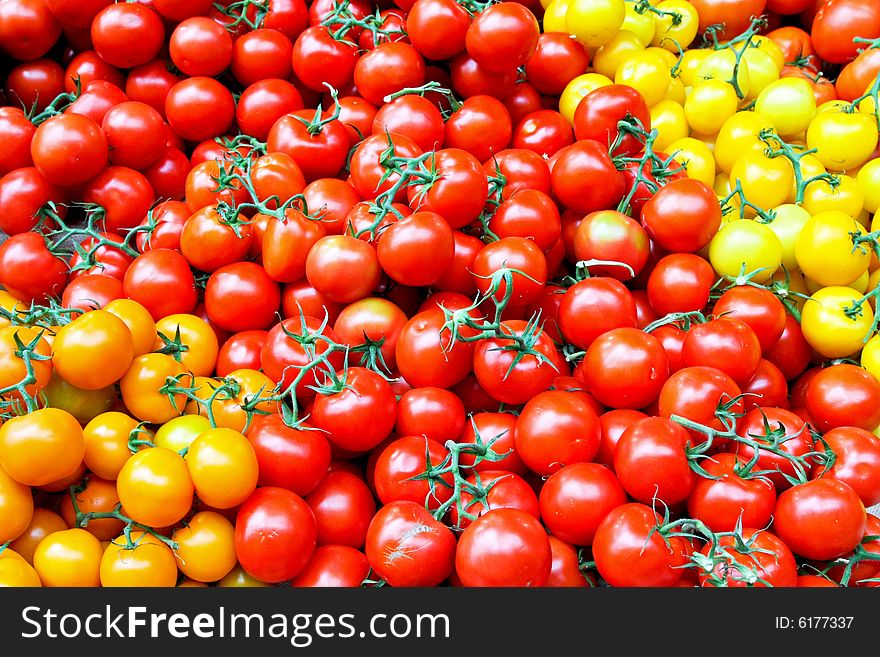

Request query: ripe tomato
[
  {"left": 698, "top": 529, "right": 797, "bottom": 588},
  {"left": 291, "top": 545, "right": 371, "bottom": 587},
  {"left": 116, "top": 447, "right": 194, "bottom": 527},
  {"left": 681, "top": 317, "right": 762, "bottom": 387},
  {"left": 558, "top": 277, "right": 638, "bottom": 349},
  {"left": 579, "top": 327, "right": 669, "bottom": 409},
  {"left": 593, "top": 503, "right": 689, "bottom": 587},
  {"left": 806, "top": 364, "right": 880, "bottom": 433},
  {"left": 811, "top": 427, "right": 880, "bottom": 507},
  {"left": 0, "top": 465, "right": 33, "bottom": 544},
  {"left": 172, "top": 511, "right": 237, "bottom": 583},
  {"left": 773, "top": 479, "right": 867, "bottom": 560},
  {"left": 539, "top": 462, "right": 627, "bottom": 546},
  {"left": 0, "top": 408, "right": 84, "bottom": 487},
  {"left": 234, "top": 486, "right": 317, "bottom": 583},
  {"left": 305, "top": 470, "right": 375, "bottom": 549},
  {"left": 311, "top": 367, "right": 397, "bottom": 453},
  {"left": 33, "top": 528, "right": 103, "bottom": 587},
  {"left": 373, "top": 435, "right": 453, "bottom": 509},
  {"left": 455, "top": 508, "right": 551, "bottom": 587},
  {"left": 641, "top": 178, "right": 721, "bottom": 253},
  {"left": 514, "top": 389, "right": 601, "bottom": 476},
  {"left": 687, "top": 453, "right": 776, "bottom": 532},
  {"left": 100, "top": 532, "right": 177, "bottom": 587},
  {"left": 365, "top": 500, "right": 456, "bottom": 587},
  {"left": 614, "top": 417, "right": 695, "bottom": 506},
  {"left": 573, "top": 84, "right": 650, "bottom": 155}
]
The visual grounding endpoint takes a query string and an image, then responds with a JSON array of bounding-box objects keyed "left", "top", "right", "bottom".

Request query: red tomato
[
  {"left": 396, "top": 387, "right": 466, "bottom": 443},
  {"left": 122, "top": 248, "right": 198, "bottom": 321},
  {"left": 525, "top": 32, "right": 590, "bottom": 96},
  {"left": 365, "top": 500, "right": 456, "bottom": 587},
  {"left": 732, "top": 406, "right": 811, "bottom": 491},
  {"left": 681, "top": 317, "right": 762, "bottom": 387},
  {"left": 305, "top": 470, "right": 376, "bottom": 549},
  {"left": 90, "top": 3, "right": 164, "bottom": 69},
  {"left": 573, "top": 85, "right": 650, "bottom": 156},
  {"left": 310, "top": 368, "right": 397, "bottom": 453},
  {"left": 406, "top": 0, "right": 471, "bottom": 61},
  {"left": 658, "top": 366, "right": 743, "bottom": 446},
  {"left": 455, "top": 508, "right": 551, "bottom": 587},
  {"left": 514, "top": 390, "right": 601, "bottom": 476},
  {"left": 465, "top": 2, "right": 538, "bottom": 73},
  {"left": 373, "top": 435, "right": 453, "bottom": 509},
  {"left": 165, "top": 77, "right": 235, "bottom": 143},
  {"left": 698, "top": 529, "right": 797, "bottom": 588},
  {"left": 450, "top": 470, "right": 540, "bottom": 529},
  {"left": 805, "top": 364, "right": 880, "bottom": 433},
  {"left": 647, "top": 253, "right": 716, "bottom": 316},
  {"left": 246, "top": 414, "right": 331, "bottom": 497},
  {"left": 539, "top": 462, "right": 627, "bottom": 546},
  {"left": 811, "top": 426, "right": 880, "bottom": 507},
  {"left": 290, "top": 545, "right": 370, "bottom": 588},
  {"left": 204, "top": 262, "right": 281, "bottom": 332},
  {"left": 773, "top": 479, "right": 867, "bottom": 560},
  {"left": 550, "top": 140, "right": 625, "bottom": 214},
  {"left": 641, "top": 179, "right": 722, "bottom": 253},
  {"left": 578, "top": 327, "right": 669, "bottom": 409},
  {"left": 812, "top": 0, "right": 880, "bottom": 64},
  {"left": 234, "top": 486, "right": 317, "bottom": 583},
  {"left": 395, "top": 308, "right": 475, "bottom": 389},
  {"left": 558, "top": 277, "right": 638, "bottom": 349},
  {"left": 30, "top": 113, "right": 108, "bottom": 186},
  {"left": 687, "top": 453, "right": 776, "bottom": 532},
  {"left": 593, "top": 503, "right": 690, "bottom": 587}
]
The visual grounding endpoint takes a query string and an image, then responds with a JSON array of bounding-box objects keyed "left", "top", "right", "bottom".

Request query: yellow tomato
[
  {"left": 787, "top": 153, "right": 826, "bottom": 205},
  {"left": 754, "top": 78, "right": 816, "bottom": 138},
  {"left": 100, "top": 532, "right": 178, "bottom": 587},
  {"left": 667, "top": 137, "right": 715, "bottom": 185},
  {"left": 0, "top": 408, "right": 84, "bottom": 487},
  {"left": 751, "top": 35, "right": 785, "bottom": 71},
  {"left": 217, "top": 564, "right": 269, "bottom": 587},
  {"left": 83, "top": 411, "right": 140, "bottom": 481},
  {"left": 621, "top": 0, "right": 655, "bottom": 45},
  {"left": 51, "top": 309, "right": 134, "bottom": 391},
  {"left": 714, "top": 172, "right": 732, "bottom": 197},
  {"left": 695, "top": 49, "right": 750, "bottom": 99},
  {"left": 33, "top": 528, "right": 103, "bottom": 587},
  {"left": 807, "top": 110, "right": 879, "bottom": 172},
  {"left": 769, "top": 268, "right": 809, "bottom": 315},
  {"left": 542, "top": 0, "right": 570, "bottom": 32},
  {"left": 801, "top": 286, "right": 874, "bottom": 358},
  {"left": 593, "top": 30, "right": 644, "bottom": 79},
  {"left": 566, "top": 0, "right": 625, "bottom": 48},
  {"left": 154, "top": 414, "right": 212, "bottom": 453},
  {"left": 795, "top": 210, "right": 871, "bottom": 286},
  {"left": 0, "top": 464, "right": 33, "bottom": 543},
  {"left": 714, "top": 110, "right": 774, "bottom": 174},
  {"left": 665, "top": 76, "right": 686, "bottom": 103},
  {"left": 0, "top": 552, "right": 41, "bottom": 587},
  {"left": 116, "top": 447, "right": 195, "bottom": 527},
  {"left": 766, "top": 204, "right": 811, "bottom": 271},
  {"left": 9, "top": 508, "right": 68, "bottom": 564},
  {"left": 42, "top": 372, "right": 115, "bottom": 424},
  {"left": 678, "top": 48, "right": 712, "bottom": 87},
  {"left": 729, "top": 151, "right": 794, "bottom": 213},
  {"left": 559, "top": 73, "right": 613, "bottom": 124},
  {"left": 172, "top": 511, "right": 237, "bottom": 583},
  {"left": 684, "top": 79, "right": 739, "bottom": 135},
  {"left": 0, "top": 325, "right": 53, "bottom": 399},
  {"left": 120, "top": 353, "right": 191, "bottom": 424},
  {"left": 185, "top": 428, "right": 258, "bottom": 509},
  {"left": 154, "top": 313, "right": 219, "bottom": 377},
  {"left": 708, "top": 219, "right": 782, "bottom": 283},
  {"left": 0, "top": 291, "right": 24, "bottom": 329},
  {"left": 856, "top": 158, "right": 880, "bottom": 214},
  {"left": 650, "top": 99, "right": 687, "bottom": 150},
  {"left": 615, "top": 49, "right": 672, "bottom": 106},
  {"left": 741, "top": 47, "right": 781, "bottom": 101},
  {"left": 104, "top": 298, "right": 156, "bottom": 357},
  {"left": 862, "top": 335, "right": 880, "bottom": 381},
  {"left": 651, "top": 0, "right": 699, "bottom": 50},
  {"left": 802, "top": 174, "right": 865, "bottom": 218}
]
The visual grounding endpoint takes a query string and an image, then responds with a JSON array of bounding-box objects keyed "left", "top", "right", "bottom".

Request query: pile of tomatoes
[{"left": 1, "top": 0, "right": 880, "bottom": 589}]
